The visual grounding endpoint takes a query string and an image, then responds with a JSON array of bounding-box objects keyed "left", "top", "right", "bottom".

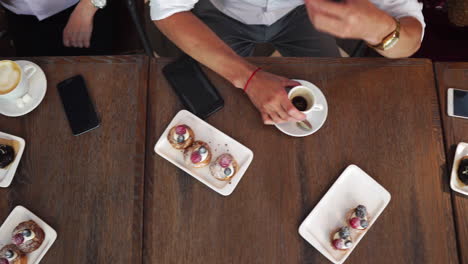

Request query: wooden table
[
  {"left": 0, "top": 56, "right": 148, "bottom": 263},
  {"left": 144, "top": 58, "right": 459, "bottom": 264},
  {"left": 435, "top": 62, "right": 468, "bottom": 264}
]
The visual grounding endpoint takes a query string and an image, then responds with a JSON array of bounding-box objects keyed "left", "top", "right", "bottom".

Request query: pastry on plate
[
  {"left": 0, "top": 144, "right": 15, "bottom": 169},
  {"left": 457, "top": 156, "right": 468, "bottom": 185},
  {"left": 210, "top": 153, "right": 238, "bottom": 181},
  {"left": 347, "top": 205, "right": 369, "bottom": 231},
  {"left": 167, "top": 124, "right": 194, "bottom": 150},
  {"left": 12, "top": 220, "right": 45, "bottom": 253},
  {"left": 331, "top": 226, "right": 353, "bottom": 251},
  {"left": 184, "top": 141, "right": 211, "bottom": 168},
  {"left": 0, "top": 244, "right": 27, "bottom": 264}
]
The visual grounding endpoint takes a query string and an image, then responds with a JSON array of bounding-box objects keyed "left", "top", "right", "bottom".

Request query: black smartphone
[
  {"left": 163, "top": 56, "right": 224, "bottom": 119},
  {"left": 57, "top": 75, "right": 100, "bottom": 136}
]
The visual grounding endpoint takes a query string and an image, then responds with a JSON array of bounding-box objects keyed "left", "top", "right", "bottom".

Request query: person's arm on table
[
  {"left": 154, "top": 12, "right": 305, "bottom": 124},
  {"left": 305, "top": 0, "right": 423, "bottom": 58},
  {"left": 63, "top": 0, "right": 99, "bottom": 48}
]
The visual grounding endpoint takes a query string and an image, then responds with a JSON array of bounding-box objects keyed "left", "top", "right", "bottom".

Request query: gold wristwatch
[{"left": 368, "top": 18, "right": 400, "bottom": 51}]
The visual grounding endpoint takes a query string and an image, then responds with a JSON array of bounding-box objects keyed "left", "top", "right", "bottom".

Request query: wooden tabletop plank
[
  {"left": 435, "top": 62, "right": 468, "bottom": 264},
  {"left": 0, "top": 56, "right": 148, "bottom": 263},
  {"left": 144, "top": 58, "right": 458, "bottom": 264}
]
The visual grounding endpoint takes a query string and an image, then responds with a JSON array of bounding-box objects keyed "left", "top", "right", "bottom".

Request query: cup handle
[
  {"left": 23, "top": 65, "right": 37, "bottom": 79},
  {"left": 311, "top": 104, "right": 324, "bottom": 111}
]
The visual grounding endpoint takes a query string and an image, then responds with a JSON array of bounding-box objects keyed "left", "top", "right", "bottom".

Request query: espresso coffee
[
  {"left": 292, "top": 96, "right": 308, "bottom": 111},
  {"left": 0, "top": 61, "right": 21, "bottom": 95}
]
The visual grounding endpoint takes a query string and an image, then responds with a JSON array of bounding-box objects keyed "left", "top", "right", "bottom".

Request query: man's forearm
[
  {"left": 154, "top": 12, "right": 256, "bottom": 88},
  {"left": 370, "top": 17, "right": 423, "bottom": 58}
]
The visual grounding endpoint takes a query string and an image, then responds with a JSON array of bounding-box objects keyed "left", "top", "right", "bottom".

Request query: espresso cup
[
  {"left": 288, "top": 85, "right": 323, "bottom": 114},
  {"left": 0, "top": 60, "right": 36, "bottom": 105}
]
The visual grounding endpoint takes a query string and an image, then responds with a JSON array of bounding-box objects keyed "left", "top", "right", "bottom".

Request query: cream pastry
[
  {"left": 184, "top": 141, "right": 212, "bottom": 168},
  {"left": 0, "top": 244, "right": 27, "bottom": 264},
  {"left": 210, "top": 154, "right": 238, "bottom": 181},
  {"left": 331, "top": 226, "right": 353, "bottom": 251},
  {"left": 12, "top": 220, "right": 45, "bottom": 253},
  {"left": 347, "top": 205, "right": 369, "bottom": 230},
  {"left": 167, "top": 124, "right": 194, "bottom": 150}
]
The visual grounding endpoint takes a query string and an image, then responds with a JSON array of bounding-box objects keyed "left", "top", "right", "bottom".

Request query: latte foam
[{"left": 0, "top": 60, "right": 21, "bottom": 95}]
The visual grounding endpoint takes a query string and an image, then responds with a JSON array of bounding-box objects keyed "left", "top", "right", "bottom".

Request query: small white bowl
[
  {"left": 450, "top": 142, "right": 468, "bottom": 196},
  {"left": 0, "top": 131, "right": 26, "bottom": 187}
]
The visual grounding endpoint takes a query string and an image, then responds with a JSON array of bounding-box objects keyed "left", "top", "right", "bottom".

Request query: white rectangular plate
[
  {"left": 299, "top": 165, "right": 391, "bottom": 264},
  {"left": 154, "top": 110, "right": 254, "bottom": 196},
  {"left": 0, "top": 206, "right": 57, "bottom": 264},
  {"left": 450, "top": 142, "right": 468, "bottom": 195},
  {"left": 0, "top": 132, "right": 26, "bottom": 188}
]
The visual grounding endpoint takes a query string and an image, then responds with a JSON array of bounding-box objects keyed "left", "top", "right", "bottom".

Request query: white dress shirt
[
  {"left": 1, "top": 0, "right": 79, "bottom": 21},
  {"left": 150, "top": 0, "right": 425, "bottom": 36}
]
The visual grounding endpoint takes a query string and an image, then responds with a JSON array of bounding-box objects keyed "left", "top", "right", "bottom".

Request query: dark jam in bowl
[
  {"left": 458, "top": 158, "right": 468, "bottom": 185},
  {"left": 0, "top": 144, "right": 15, "bottom": 169},
  {"left": 292, "top": 96, "right": 308, "bottom": 111}
]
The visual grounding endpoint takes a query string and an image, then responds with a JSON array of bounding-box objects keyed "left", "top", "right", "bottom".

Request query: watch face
[{"left": 91, "top": 0, "right": 106, "bottom": 8}]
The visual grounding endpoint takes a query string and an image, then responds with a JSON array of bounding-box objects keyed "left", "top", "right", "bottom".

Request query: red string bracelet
[{"left": 243, "top": 67, "right": 262, "bottom": 92}]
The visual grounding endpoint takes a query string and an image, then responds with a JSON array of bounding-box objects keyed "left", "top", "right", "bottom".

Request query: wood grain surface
[
  {"left": 435, "top": 62, "right": 468, "bottom": 264},
  {"left": 144, "top": 58, "right": 459, "bottom": 264},
  {"left": 0, "top": 56, "right": 148, "bottom": 263}
]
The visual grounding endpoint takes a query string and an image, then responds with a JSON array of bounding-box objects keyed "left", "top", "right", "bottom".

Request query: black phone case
[{"left": 162, "top": 56, "right": 224, "bottom": 119}]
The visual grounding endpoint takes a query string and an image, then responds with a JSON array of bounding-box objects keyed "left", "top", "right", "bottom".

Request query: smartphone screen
[
  {"left": 163, "top": 56, "right": 224, "bottom": 119},
  {"left": 57, "top": 75, "right": 100, "bottom": 135},
  {"left": 453, "top": 89, "right": 468, "bottom": 118}
]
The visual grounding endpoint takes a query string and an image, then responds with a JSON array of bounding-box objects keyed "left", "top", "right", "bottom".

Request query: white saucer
[
  {"left": 275, "top": 80, "right": 328, "bottom": 137},
  {"left": 450, "top": 142, "right": 468, "bottom": 196},
  {"left": 0, "top": 60, "right": 47, "bottom": 117}
]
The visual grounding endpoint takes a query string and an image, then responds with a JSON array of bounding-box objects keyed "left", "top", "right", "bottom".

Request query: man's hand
[
  {"left": 245, "top": 71, "right": 306, "bottom": 125},
  {"left": 63, "top": 1, "right": 98, "bottom": 48},
  {"left": 305, "top": 0, "right": 396, "bottom": 45}
]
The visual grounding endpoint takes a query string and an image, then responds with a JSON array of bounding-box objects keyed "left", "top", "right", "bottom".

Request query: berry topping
[
  {"left": 224, "top": 168, "right": 232, "bottom": 176},
  {"left": 360, "top": 219, "right": 369, "bottom": 228},
  {"left": 176, "top": 135, "right": 184, "bottom": 143},
  {"left": 349, "top": 217, "right": 361, "bottom": 229},
  {"left": 4, "top": 250, "right": 13, "bottom": 258},
  {"left": 12, "top": 234, "right": 24, "bottom": 245},
  {"left": 338, "top": 227, "right": 350, "bottom": 239},
  {"left": 175, "top": 125, "right": 187, "bottom": 135},
  {"left": 21, "top": 229, "right": 32, "bottom": 238},
  {"left": 0, "top": 258, "right": 8, "bottom": 264},
  {"left": 219, "top": 155, "right": 232, "bottom": 168},
  {"left": 356, "top": 205, "right": 367, "bottom": 216},
  {"left": 191, "top": 152, "right": 202, "bottom": 163},
  {"left": 332, "top": 239, "right": 344, "bottom": 250},
  {"left": 199, "top": 146, "right": 207, "bottom": 154},
  {"left": 345, "top": 240, "right": 353, "bottom": 248}
]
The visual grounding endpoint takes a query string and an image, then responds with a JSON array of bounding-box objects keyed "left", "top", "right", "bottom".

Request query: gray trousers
[{"left": 193, "top": 0, "right": 340, "bottom": 57}]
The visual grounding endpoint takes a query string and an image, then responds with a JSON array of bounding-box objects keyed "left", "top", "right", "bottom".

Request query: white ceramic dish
[
  {"left": 275, "top": 79, "right": 328, "bottom": 137},
  {"left": 0, "top": 132, "right": 25, "bottom": 188},
  {"left": 154, "top": 110, "right": 254, "bottom": 196},
  {"left": 0, "top": 60, "right": 47, "bottom": 117},
  {"left": 450, "top": 142, "right": 468, "bottom": 195},
  {"left": 298, "top": 165, "right": 391, "bottom": 264},
  {"left": 0, "top": 206, "right": 57, "bottom": 264}
]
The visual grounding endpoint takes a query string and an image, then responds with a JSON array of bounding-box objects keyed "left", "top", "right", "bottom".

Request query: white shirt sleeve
[
  {"left": 370, "top": 0, "right": 426, "bottom": 39},
  {"left": 150, "top": 0, "right": 199, "bottom": 21}
]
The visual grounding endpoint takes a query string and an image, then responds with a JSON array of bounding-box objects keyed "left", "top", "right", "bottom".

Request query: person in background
[
  {"left": 1, "top": 0, "right": 111, "bottom": 56},
  {"left": 150, "top": 0, "right": 425, "bottom": 125}
]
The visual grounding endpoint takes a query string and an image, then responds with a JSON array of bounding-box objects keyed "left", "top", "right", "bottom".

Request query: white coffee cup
[
  {"left": 0, "top": 60, "right": 36, "bottom": 107},
  {"left": 288, "top": 85, "right": 323, "bottom": 114}
]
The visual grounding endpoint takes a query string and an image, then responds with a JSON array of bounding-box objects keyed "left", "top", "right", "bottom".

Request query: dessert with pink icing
[
  {"left": 347, "top": 205, "right": 369, "bottom": 231},
  {"left": 167, "top": 124, "right": 194, "bottom": 150},
  {"left": 184, "top": 141, "right": 212, "bottom": 168},
  {"left": 210, "top": 153, "right": 238, "bottom": 181},
  {"left": 331, "top": 226, "right": 353, "bottom": 251}
]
